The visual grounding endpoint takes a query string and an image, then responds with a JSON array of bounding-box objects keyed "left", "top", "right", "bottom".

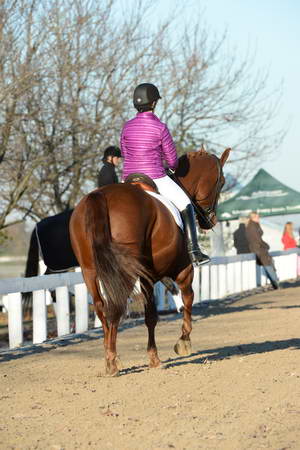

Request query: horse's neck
[{"left": 176, "top": 153, "right": 210, "bottom": 196}]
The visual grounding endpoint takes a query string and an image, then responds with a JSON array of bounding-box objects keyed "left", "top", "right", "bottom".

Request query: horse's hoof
[
  {"left": 174, "top": 338, "right": 192, "bottom": 356},
  {"left": 105, "top": 359, "right": 121, "bottom": 377},
  {"left": 149, "top": 358, "right": 161, "bottom": 368},
  {"left": 105, "top": 372, "right": 120, "bottom": 378},
  {"left": 105, "top": 368, "right": 120, "bottom": 377}
]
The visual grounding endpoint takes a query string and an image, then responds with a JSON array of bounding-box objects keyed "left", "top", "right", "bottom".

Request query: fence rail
[{"left": 1, "top": 249, "right": 299, "bottom": 349}]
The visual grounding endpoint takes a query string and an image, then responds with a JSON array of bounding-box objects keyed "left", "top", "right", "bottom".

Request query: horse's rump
[
  {"left": 106, "top": 184, "right": 185, "bottom": 277},
  {"left": 70, "top": 188, "right": 154, "bottom": 322}
]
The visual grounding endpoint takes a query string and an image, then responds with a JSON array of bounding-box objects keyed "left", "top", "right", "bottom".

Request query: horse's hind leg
[
  {"left": 104, "top": 320, "right": 121, "bottom": 376},
  {"left": 174, "top": 265, "right": 194, "bottom": 356},
  {"left": 144, "top": 280, "right": 161, "bottom": 368},
  {"left": 93, "top": 304, "right": 120, "bottom": 376},
  {"left": 86, "top": 274, "right": 120, "bottom": 376},
  {"left": 82, "top": 270, "right": 119, "bottom": 374}
]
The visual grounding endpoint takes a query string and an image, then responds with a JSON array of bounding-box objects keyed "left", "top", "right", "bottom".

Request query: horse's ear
[{"left": 220, "top": 147, "right": 231, "bottom": 167}]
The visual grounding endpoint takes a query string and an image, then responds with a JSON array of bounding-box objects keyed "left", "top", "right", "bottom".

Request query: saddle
[
  {"left": 124, "top": 173, "right": 159, "bottom": 193},
  {"left": 125, "top": 173, "right": 183, "bottom": 230}
]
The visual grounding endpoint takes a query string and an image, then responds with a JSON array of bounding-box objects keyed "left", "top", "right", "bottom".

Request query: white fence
[{"left": 0, "top": 249, "right": 298, "bottom": 350}]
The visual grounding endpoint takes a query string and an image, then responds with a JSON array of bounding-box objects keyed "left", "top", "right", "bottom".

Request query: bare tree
[
  {"left": 156, "top": 22, "right": 284, "bottom": 182},
  {"left": 0, "top": 0, "right": 284, "bottom": 232},
  {"left": 3, "top": 0, "right": 171, "bottom": 221},
  {"left": 0, "top": 0, "right": 48, "bottom": 235}
]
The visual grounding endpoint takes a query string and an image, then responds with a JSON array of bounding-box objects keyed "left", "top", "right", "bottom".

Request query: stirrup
[{"left": 189, "top": 249, "right": 210, "bottom": 266}]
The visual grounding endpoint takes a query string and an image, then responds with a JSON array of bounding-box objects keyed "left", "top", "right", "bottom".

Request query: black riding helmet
[
  {"left": 133, "top": 83, "right": 161, "bottom": 110},
  {"left": 102, "top": 146, "right": 122, "bottom": 162}
]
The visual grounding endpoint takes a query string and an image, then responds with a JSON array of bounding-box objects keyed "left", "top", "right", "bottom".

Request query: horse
[
  {"left": 70, "top": 147, "right": 231, "bottom": 376},
  {"left": 22, "top": 209, "right": 78, "bottom": 311}
]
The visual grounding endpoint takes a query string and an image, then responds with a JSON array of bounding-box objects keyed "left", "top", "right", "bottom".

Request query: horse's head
[{"left": 175, "top": 147, "right": 231, "bottom": 229}]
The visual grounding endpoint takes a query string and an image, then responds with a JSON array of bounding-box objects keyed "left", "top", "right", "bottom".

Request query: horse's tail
[
  {"left": 84, "top": 190, "right": 152, "bottom": 322},
  {"left": 22, "top": 227, "right": 40, "bottom": 314}
]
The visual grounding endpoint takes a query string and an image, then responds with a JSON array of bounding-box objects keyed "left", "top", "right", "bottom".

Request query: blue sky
[{"left": 152, "top": 0, "right": 300, "bottom": 191}]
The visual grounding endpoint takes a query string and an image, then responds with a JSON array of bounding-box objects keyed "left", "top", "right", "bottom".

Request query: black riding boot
[{"left": 181, "top": 204, "right": 210, "bottom": 266}]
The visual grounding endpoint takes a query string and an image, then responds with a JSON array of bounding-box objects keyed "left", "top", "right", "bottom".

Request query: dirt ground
[{"left": 1, "top": 282, "right": 300, "bottom": 450}]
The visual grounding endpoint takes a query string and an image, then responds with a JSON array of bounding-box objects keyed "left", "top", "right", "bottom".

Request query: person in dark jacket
[
  {"left": 246, "top": 211, "right": 279, "bottom": 289},
  {"left": 233, "top": 216, "right": 250, "bottom": 254},
  {"left": 97, "top": 146, "right": 122, "bottom": 188}
]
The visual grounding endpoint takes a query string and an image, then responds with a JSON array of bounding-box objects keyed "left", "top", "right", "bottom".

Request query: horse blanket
[{"left": 36, "top": 210, "right": 79, "bottom": 272}]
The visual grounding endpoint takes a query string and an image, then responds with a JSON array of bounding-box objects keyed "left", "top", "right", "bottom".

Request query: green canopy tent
[{"left": 217, "top": 168, "right": 300, "bottom": 221}]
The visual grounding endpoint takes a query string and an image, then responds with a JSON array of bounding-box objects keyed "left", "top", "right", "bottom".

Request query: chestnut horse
[{"left": 70, "top": 148, "right": 230, "bottom": 376}]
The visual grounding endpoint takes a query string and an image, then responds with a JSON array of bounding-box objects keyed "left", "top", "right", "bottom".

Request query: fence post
[
  {"left": 33, "top": 290, "right": 47, "bottom": 344},
  {"left": 210, "top": 264, "right": 219, "bottom": 300},
  {"left": 233, "top": 261, "right": 242, "bottom": 293},
  {"left": 249, "top": 260, "right": 257, "bottom": 289},
  {"left": 290, "top": 253, "right": 297, "bottom": 279},
  {"left": 241, "top": 260, "right": 249, "bottom": 292},
  {"left": 74, "top": 283, "right": 89, "bottom": 333},
  {"left": 227, "top": 263, "right": 235, "bottom": 295},
  {"left": 192, "top": 266, "right": 200, "bottom": 304},
  {"left": 55, "top": 286, "right": 70, "bottom": 336},
  {"left": 218, "top": 264, "right": 227, "bottom": 298},
  {"left": 7, "top": 292, "right": 23, "bottom": 349},
  {"left": 274, "top": 256, "right": 283, "bottom": 281},
  {"left": 200, "top": 264, "right": 210, "bottom": 301}
]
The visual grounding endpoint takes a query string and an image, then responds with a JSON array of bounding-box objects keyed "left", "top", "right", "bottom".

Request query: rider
[
  {"left": 97, "top": 146, "right": 122, "bottom": 188},
  {"left": 120, "top": 83, "right": 210, "bottom": 265}
]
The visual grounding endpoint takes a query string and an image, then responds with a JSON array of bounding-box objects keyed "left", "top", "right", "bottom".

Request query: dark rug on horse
[{"left": 36, "top": 210, "right": 79, "bottom": 272}]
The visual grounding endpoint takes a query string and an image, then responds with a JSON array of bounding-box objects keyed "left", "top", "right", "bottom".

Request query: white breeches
[{"left": 153, "top": 175, "right": 190, "bottom": 211}]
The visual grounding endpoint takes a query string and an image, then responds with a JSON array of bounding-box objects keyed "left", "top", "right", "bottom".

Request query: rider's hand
[{"left": 166, "top": 168, "right": 175, "bottom": 177}]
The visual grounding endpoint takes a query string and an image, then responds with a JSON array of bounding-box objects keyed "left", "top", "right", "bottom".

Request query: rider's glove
[{"left": 166, "top": 168, "right": 175, "bottom": 177}]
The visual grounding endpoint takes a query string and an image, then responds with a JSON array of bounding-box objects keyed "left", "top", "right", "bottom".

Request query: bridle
[
  {"left": 193, "top": 154, "right": 223, "bottom": 227},
  {"left": 169, "top": 154, "right": 223, "bottom": 229}
]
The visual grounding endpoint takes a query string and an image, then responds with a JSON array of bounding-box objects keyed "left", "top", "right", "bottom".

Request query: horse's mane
[
  {"left": 177, "top": 148, "right": 215, "bottom": 177},
  {"left": 191, "top": 146, "right": 210, "bottom": 157}
]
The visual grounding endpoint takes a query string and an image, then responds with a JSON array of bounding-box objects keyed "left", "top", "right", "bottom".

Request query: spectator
[
  {"left": 97, "top": 146, "right": 122, "bottom": 188},
  {"left": 246, "top": 211, "right": 279, "bottom": 290},
  {"left": 281, "top": 222, "right": 297, "bottom": 250},
  {"left": 233, "top": 215, "right": 250, "bottom": 254}
]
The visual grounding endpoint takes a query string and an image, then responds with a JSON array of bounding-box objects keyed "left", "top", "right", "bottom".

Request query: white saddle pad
[{"left": 146, "top": 191, "right": 183, "bottom": 230}]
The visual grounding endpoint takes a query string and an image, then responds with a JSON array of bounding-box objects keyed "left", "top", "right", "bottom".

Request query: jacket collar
[{"left": 136, "top": 111, "right": 158, "bottom": 120}]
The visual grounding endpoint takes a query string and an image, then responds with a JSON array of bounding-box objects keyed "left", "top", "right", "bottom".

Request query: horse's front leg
[
  {"left": 174, "top": 265, "right": 194, "bottom": 356},
  {"left": 144, "top": 282, "right": 161, "bottom": 368}
]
